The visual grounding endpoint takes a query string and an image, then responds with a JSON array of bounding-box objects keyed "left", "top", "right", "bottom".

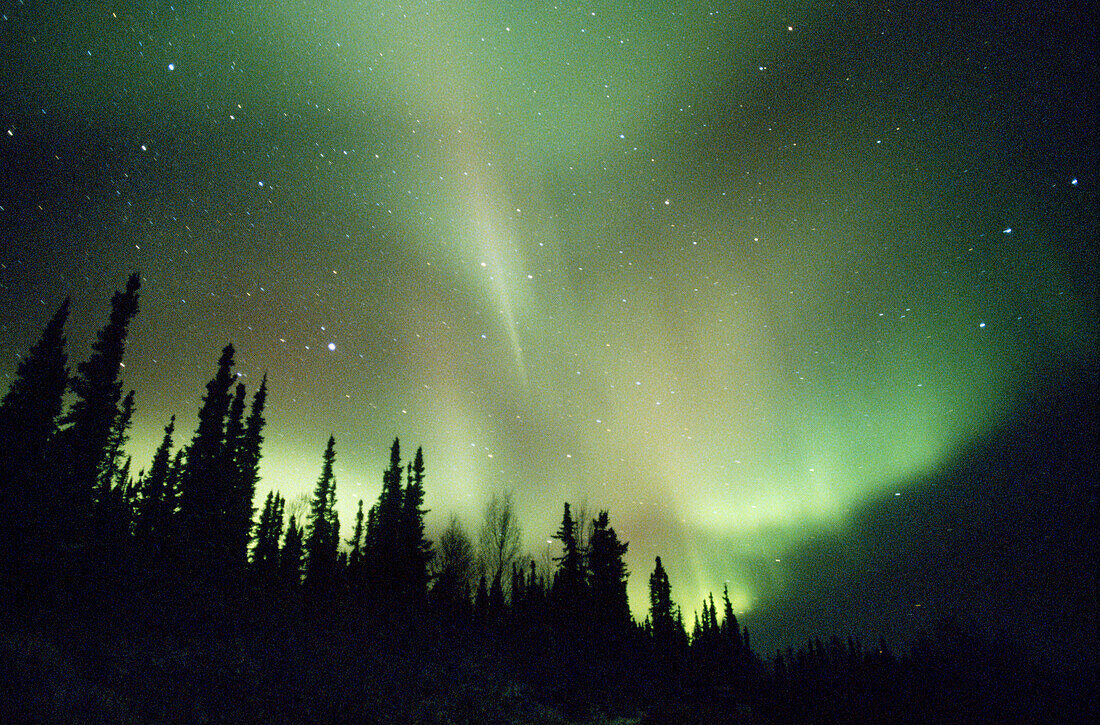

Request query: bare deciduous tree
[
  {"left": 433, "top": 513, "right": 475, "bottom": 592},
  {"left": 478, "top": 491, "right": 522, "bottom": 583}
]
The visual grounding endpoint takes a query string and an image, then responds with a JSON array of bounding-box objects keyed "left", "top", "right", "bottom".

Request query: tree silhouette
[
  {"left": 0, "top": 297, "right": 70, "bottom": 573},
  {"left": 217, "top": 382, "right": 248, "bottom": 564},
  {"left": 400, "top": 446, "right": 432, "bottom": 602},
  {"left": 97, "top": 389, "right": 135, "bottom": 506},
  {"left": 1, "top": 265, "right": 1044, "bottom": 721},
  {"left": 133, "top": 415, "right": 176, "bottom": 551},
  {"left": 649, "top": 554, "right": 681, "bottom": 690},
  {"left": 252, "top": 489, "right": 285, "bottom": 585},
  {"left": 649, "top": 556, "right": 672, "bottom": 628},
  {"left": 366, "top": 437, "right": 405, "bottom": 597},
  {"left": 346, "top": 498, "right": 365, "bottom": 586},
  {"left": 280, "top": 513, "right": 303, "bottom": 586},
  {"left": 551, "top": 502, "right": 586, "bottom": 612},
  {"left": 719, "top": 583, "right": 746, "bottom": 689},
  {"left": 50, "top": 274, "right": 140, "bottom": 548},
  {"left": 478, "top": 491, "right": 522, "bottom": 590},
  {"left": 173, "top": 343, "right": 235, "bottom": 575},
  {"left": 304, "top": 435, "right": 338, "bottom": 597},
  {"left": 431, "top": 514, "right": 475, "bottom": 616},
  {"left": 90, "top": 389, "right": 136, "bottom": 566},
  {"left": 225, "top": 375, "right": 267, "bottom": 578},
  {"left": 587, "top": 510, "right": 630, "bottom": 631}
]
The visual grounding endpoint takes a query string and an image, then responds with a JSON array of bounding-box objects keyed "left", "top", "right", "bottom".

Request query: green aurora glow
[{"left": 1, "top": 2, "right": 1095, "bottom": 628}]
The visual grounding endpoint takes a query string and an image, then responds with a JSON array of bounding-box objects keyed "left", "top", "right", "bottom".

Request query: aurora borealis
[{"left": 1, "top": 1, "right": 1095, "bottom": 648}]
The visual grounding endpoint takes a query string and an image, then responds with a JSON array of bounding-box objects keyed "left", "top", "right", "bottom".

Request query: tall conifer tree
[
  {"left": 228, "top": 375, "right": 267, "bottom": 574},
  {"left": 400, "top": 446, "right": 432, "bottom": 601},
  {"left": 281, "top": 514, "right": 303, "bottom": 586},
  {"left": 304, "top": 436, "right": 338, "bottom": 595},
  {"left": 552, "top": 503, "right": 586, "bottom": 609},
  {"left": 649, "top": 556, "right": 674, "bottom": 642},
  {"left": 588, "top": 510, "right": 630, "bottom": 628},
  {"left": 91, "top": 390, "right": 135, "bottom": 559},
  {"left": 97, "top": 390, "right": 135, "bottom": 505},
  {"left": 368, "top": 438, "right": 404, "bottom": 593},
  {"left": 173, "top": 344, "right": 235, "bottom": 573},
  {"left": 0, "top": 298, "right": 70, "bottom": 565},
  {"left": 347, "top": 499, "right": 365, "bottom": 584},
  {"left": 252, "top": 490, "right": 284, "bottom": 583},
  {"left": 216, "top": 381, "right": 246, "bottom": 576},
  {"left": 52, "top": 274, "right": 140, "bottom": 546},
  {"left": 133, "top": 416, "right": 175, "bottom": 547}
]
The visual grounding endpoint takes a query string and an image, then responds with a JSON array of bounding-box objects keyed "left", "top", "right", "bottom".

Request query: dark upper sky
[{"left": 1, "top": 1, "right": 1096, "bottom": 646}]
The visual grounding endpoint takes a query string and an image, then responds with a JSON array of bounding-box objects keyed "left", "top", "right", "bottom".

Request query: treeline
[
  {"left": 0, "top": 276, "right": 267, "bottom": 592},
  {"left": 0, "top": 275, "right": 1041, "bottom": 721},
  {"left": 0, "top": 275, "right": 759, "bottom": 709}
]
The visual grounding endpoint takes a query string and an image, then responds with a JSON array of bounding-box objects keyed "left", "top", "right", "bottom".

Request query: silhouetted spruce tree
[
  {"left": 649, "top": 556, "right": 675, "bottom": 649},
  {"left": 162, "top": 449, "right": 185, "bottom": 532},
  {"left": 173, "top": 343, "right": 235, "bottom": 574},
  {"left": 346, "top": 499, "right": 365, "bottom": 585},
  {"left": 0, "top": 297, "right": 70, "bottom": 570},
  {"left": 92, "top": 454, "right": 134, "bottom": 579},
  {"left": 689, "top": 593, "right": 725, "bottom": 690},
  {"left": 551, "top": 502, "right": 586, "bottom": 612},
  {"left": 90, "top": 388, "right": 135, "bottom": 564},
  {"left": 721, "top": 585, "right": 740, "bottom": 654},
  {"left": 133, "top": 416, "right": 175, "bottom": 549},
  {"left": 209, "top": 380, "right": 246, "bottom": 579},
  {"left": 329, "top": 507, "right": 341, "bottom": 584},
  {"left": 221, "top": 383, "right": 247, "bottom": 481},
  {"left": 280, "top": 513, "right": 303, "bottom": 586},
  {"left": 115, "top": 456, "right": 133, "bottom": 496},
  {"left": 720, "top": 584, "right": 746, "bottom": 688},
  {"left": 51, "top": 274, "right": 140, "bottom": 548},
  {"left": 525, "top": 559, "right": 545, "bottom": 611},
  {"left": 304, "top": 436, "right": 338, "bottom": 596},
  {"left": 225, "top": 376, "right": 266, "bottom": 578},
  {"left": 366, "top": 437, "right": 404, "bottom": 598},
  {"left": 587, "top": 510, "right": 630, "bottom": 631},
  {"left": 96, "top": 390, "right": 135, "bottom": 507},
  {"left": 359, "top": 504, "right": 378, "bottom": 592},
  {"left": 251, "top": 490, "right": 282, "bottom": 583},
  {"left": 253, "top": 490, "right": 274, "bottom": 556},
  {"left": 400, "top": 446, "right": 432, "bottom": 601},
  {"left": 707, "top": 595, "right": 721, "bottom": 649}
]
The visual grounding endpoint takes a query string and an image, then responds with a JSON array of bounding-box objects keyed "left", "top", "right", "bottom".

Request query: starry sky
[{"left": 1, "top": 2, "right": 1096, "bottom": 648}]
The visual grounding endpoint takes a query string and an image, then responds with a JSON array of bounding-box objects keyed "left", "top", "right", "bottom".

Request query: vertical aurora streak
[{"left": 0, "top": 1, "right": 1095, "bottom": 638}]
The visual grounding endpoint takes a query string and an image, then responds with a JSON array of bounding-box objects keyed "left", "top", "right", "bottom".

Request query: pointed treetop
[
  {"left": 219, "top": 342, "right": 235, "bottom": 367},
  {"left": 124, "top": 272, "right": 140, "bottom": 296},
  {"left": 0, "top": 296, "right": 70, "bottom": 423},
  {"left": 253, "top": 373, "right": 268, "bottom": 405}
]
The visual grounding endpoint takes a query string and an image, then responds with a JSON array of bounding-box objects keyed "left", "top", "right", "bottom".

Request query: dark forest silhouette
[{"left": 1, "top": 275, "right": 1095, "bottom": 723}]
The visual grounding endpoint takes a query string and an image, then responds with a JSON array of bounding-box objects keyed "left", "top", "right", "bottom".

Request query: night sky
[{"left": 1, "top": 2, "right": 1096, "bottom": 651}]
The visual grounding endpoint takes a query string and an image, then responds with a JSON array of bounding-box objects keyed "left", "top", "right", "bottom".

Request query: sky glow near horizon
[{"left": 1, "top": 2, "right": 1094, "bottom": 625}]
